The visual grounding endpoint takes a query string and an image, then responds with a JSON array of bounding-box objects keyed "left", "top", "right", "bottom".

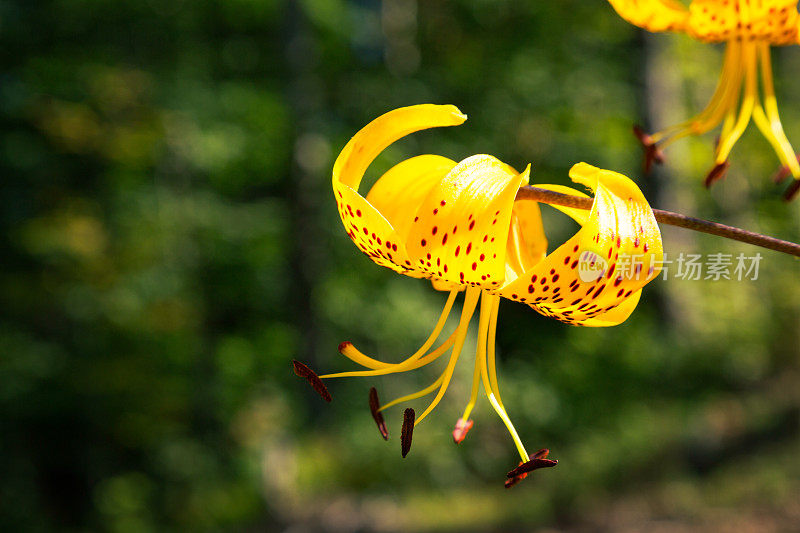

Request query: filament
[
  {"left": 756, "top": 42, "right": 800, "bottom": 178},
  {"left": 477, "top": 293, "right": 529, "bottom": 462},
  {"left": 714, "top": 42, "right": 757, "bottom": 164},
  {"left": 320, "top": 331, "right": 456, "bottom": 379},
  {"left": 379, "top": 373, "right": 445, "bottom": 412},
  {"left": 325, "top": 289, "right": 459, "bottom": 373},
  {"left": 414, "top": 286, "right": 481, "bottom": 426}
]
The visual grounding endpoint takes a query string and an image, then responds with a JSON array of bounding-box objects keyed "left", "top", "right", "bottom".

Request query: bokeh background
[{"left": 2, "top": 0, "right": 800, "bottom": 531}]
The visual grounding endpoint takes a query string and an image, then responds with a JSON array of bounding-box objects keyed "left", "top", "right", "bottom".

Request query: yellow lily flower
[
  {"left": 295, "top": 104, "right": 663, "bottom": 486},
  {"left": 607, "top": 0, "right": 800, "bottom": 199}
]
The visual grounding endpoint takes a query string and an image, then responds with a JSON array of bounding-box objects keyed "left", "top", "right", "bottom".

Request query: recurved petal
[
  {"left": 498, "top": 163, "right": 663, "bottom": 327},
  {"left": 333, "top": 104, "right": 466, "bottom": 192},
  {"left": 404, "top": 155, "right": 528, "bottom": 288},
  {"left": 607, "top": 0, "right": 689, "bottom": 33},
  {"left": 333, "top": 105, "right": 466, "bottom": 276}
]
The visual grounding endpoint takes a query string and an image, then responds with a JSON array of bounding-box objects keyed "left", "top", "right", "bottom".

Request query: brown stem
[{"left": 515, "top": 186, "right": 800, "bottom": 258}]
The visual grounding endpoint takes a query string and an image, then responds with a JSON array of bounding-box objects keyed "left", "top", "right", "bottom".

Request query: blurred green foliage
[{"left": 1, "top": 0, "right": 799, "bottom": 531}]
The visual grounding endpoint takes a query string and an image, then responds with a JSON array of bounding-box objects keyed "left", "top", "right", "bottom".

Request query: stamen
[
  {"left": 485, "top": 296, "right": 503, "bottom": 408},
  {"left": 292, "top": 360, "right": 332, "bottom": 402},
  {"left": 757, "top": 43, "right": 800, "bottom": 179},
  {"left": 784, "top": 179, "right": 800, "bottom": 202},
  {"left": 772, "top": 157, "right": 796, "bottom": 184},
  {"left": 477, "top": 294, "right": 529, "bottom": 462},
  {"left": 414, "top": 287, "right": 482, "bottom": 426},
  {"left": 647, "top": 41, "right": 742, "bottom": 153},
  {"left": 452, "top": 417, "right": 474, "bottom": 444},
  {"left": 321, "top": 332, "right": 457, "bottom": 379},
  {"left": 401, "top": 408, "right": 415, "bottom": 458},
  {"left": 504, "top": 448, "right": 558, "bottom": 489},
  {"left": 752, "top": 102, "right": 792, "bottom": 169},
  {"left": 704, "top": 160, "right": 731, "bottom": 188},
  {"left": 458, "top": 344, "right": 482, "bottom": 425},
  {"left": 380, "top": 373, "right": 444, "bottom": 412},
  {"left": 368, "top": 387, "right": 388, "bottom": 440},
  {"left": 633, "top": 125, "right": 665, "bottom": 174},
  {"left": 332, "top": 290, "right": 460, "bottom": 371},
  {"left": 714, "top": 42, "right": 757, "bottom": 164}
]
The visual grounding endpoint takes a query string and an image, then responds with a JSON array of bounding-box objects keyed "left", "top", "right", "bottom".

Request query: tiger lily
[
  {"left": 607, "top": 0, "right": 800, "bottom": 199},
  {"left": 295, "top": 104, "right": 663, "bottom": 487}
]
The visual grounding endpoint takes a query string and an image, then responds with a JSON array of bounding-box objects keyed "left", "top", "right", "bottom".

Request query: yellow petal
[
  {"left": 404, "top": 156, "right": 528, "bottom": 288},
  {"left": 503, "top": 183, "right": 589, "bottom": 282},
  {"left": 498, "top": 163, "right": 663, "bottom": 327},
  {"left": 577, "top": 289, "right": 641, "bottom": 327},
  {"left": 607, "top": 0, "right": 689, "bottom": 33},
  {"left": 366, "top": 155, "right": 458, "bottom": 242},
  {"left": 332, "top": 105, "right": 466, "bottom": 276},
  {"left": 335, "top": 186, "right": 421, "bottom": 276},
  {"left": 687, "top": 0, "right": 800, "bottom": 44},
  {"left": 333, "top": 104, "right": 466, "bottom": 191}
]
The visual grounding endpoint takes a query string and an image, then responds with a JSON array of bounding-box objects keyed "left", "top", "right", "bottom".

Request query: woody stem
[{"left": 516, "top": 186, "right": 800, "bottom": 258}]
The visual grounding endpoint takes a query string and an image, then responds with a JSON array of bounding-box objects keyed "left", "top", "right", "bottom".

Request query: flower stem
[{"left": 516, "top": 186, "right": 800, "bottom": 258}]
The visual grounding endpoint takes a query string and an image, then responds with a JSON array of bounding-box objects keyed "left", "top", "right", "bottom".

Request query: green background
[{"left": 2, "top": 0, "right": 799, "bottom": 531}]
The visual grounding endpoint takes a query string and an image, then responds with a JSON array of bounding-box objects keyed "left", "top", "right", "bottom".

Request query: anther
[
  {"left": 633, "top": 125, "right": 665, "bottom": 174},
  {"left": 369, "top": 387, "right": 388, "bottom": 440},
  {"left": 452, "top": 418, "right": 474, "bottom": 444},
  {"left": 784, "top": 179, "right": 800, "bottom": 202},
  {"left": 292, "top": 360, "right": 332, "bottom": 402},
  {"left": 772, "top": 155, "right": 800, "bottom": 184},
  {"left": 401, "top": 408, "right": 415, "bottom": 458},
  {"left": 504, "top": 448, "right": 557, "bottom": 488},
  {"left": 338, "top": 341, "right": 353, "bottom": 354},
  {"left": 704, "top": 161, "right": 730, "bottom": 188}
]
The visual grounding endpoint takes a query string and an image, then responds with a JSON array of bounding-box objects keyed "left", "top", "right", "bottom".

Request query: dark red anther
[
  {"left": 772, "top": 154, "right": 800, "bottom": 184},
  {"left": 338, "top": 341, "right": 352, "bottom": 353},
  {"left": 368, "top": 387, "right": 388, "bottom": 440},
  {"left": 401, "top": 408, "right": 415, "bottom": 458},
  {"left": 452, "top": 418, "right": 474, "bottom": 444},
  {"left": 704, "top": 160, "right": 730, "bottom": 188},
  {"left": 292, "top": 360, "right": 332, "bottom": 402},
  {"left": 504, "top": 448, "right": 557, "bottom": 489},
  {"left": 784, "top": 179, "right": 800, "bottom": 202},
  {"left": 633, "top": 125, "right": 665, "bottom": 174}
]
